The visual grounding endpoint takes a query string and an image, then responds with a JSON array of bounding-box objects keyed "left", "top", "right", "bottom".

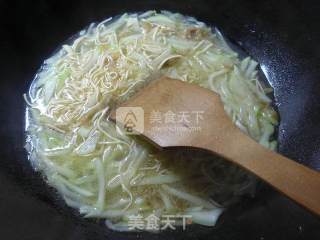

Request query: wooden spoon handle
[{"left": 204, "top": 130, "right": 320, "bottom": 215}]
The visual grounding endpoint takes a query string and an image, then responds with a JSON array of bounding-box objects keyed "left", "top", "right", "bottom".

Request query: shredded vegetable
[{"left": 24, "top": 11, "right": 278, "bottom": 231}]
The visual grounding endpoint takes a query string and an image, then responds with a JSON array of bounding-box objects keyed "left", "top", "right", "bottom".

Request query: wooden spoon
[{"left": 110, "top": 76, "right": 320, "bottom": 215}]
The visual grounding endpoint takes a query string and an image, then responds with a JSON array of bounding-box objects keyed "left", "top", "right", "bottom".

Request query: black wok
[{"left": 0, "top": 0, "right": 319, "bottom": 239}]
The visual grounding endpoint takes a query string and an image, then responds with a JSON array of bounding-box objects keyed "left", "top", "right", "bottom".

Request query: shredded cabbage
[{"left": 24, "top": 11, "right": 278, "bottom": 231}]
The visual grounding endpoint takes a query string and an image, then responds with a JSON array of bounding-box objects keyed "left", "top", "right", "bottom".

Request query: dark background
[{"left": 0, "top": 0, "right": 320, "bottom": 239}]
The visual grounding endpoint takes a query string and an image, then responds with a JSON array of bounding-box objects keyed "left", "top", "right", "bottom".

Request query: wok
[{"left": 0, "top": 0, "right": 319, "bottom": 239}]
